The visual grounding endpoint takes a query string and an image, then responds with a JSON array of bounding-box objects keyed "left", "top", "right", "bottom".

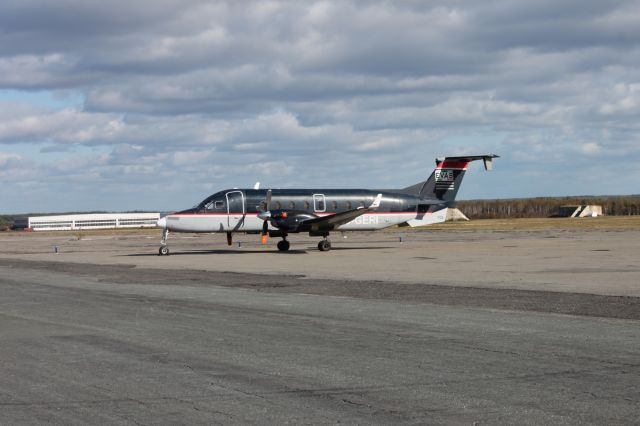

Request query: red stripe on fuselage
[{"left": 168, "top": 212, "right": 424, "bottom": 217}]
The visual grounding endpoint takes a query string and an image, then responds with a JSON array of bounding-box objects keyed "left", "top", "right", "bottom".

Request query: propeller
[
  {"left": 256, "top": 190, "right": 296, "bottom": 244},
  {"left": 257, "top": 189, "right": 272, "bottom": 244}
]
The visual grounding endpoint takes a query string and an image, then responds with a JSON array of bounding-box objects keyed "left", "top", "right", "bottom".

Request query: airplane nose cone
[{"left": 156, "top": 217, "right": 167, "bottom": 228}]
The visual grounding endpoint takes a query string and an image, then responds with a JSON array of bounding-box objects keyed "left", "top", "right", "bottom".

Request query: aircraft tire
[
  {"left": 277, "top": 240, "right": 290, "bottom": 251},
  {"left": 318, "top": 240, "right": 331, "bottom": 252},
  {"left": 158, "top": 246, "right": 169, "bottom": 256}
]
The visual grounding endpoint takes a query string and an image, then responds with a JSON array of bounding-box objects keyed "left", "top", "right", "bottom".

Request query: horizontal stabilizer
[{"left": 435, "top": 154, "right": 499, "bottom": 171}]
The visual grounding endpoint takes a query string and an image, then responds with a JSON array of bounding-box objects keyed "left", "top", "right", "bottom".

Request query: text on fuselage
[{"left": 354, "top": 215, "right": 379, "bottom": 225}]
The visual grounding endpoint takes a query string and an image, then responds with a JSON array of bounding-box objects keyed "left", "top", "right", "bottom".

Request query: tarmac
[{"left": 0, "top": 228, "right": 639, "bottom": 424}]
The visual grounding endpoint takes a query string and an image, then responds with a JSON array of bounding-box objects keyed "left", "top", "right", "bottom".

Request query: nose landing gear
[{"left": 158, "top": 228, "right": 170, "bottom": 256}]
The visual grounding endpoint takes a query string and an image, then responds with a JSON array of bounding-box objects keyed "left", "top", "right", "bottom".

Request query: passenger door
[
  {"left": 226, "top": 191, "right": 245, "bottom": 230},
  {"left": 313, "top": 194, "right": 326, "bottom": 213}
]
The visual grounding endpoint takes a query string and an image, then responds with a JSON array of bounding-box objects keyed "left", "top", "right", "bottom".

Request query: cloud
[
  {"left": 0, "top": 151, "right": 22, "bottom": 166},
  {"left": 0, "top": 151, "right": 40, "bottom": 182},
  {"left": 0, "top": 0, "right": 639, "bottom": 212},
  {"left": 0, "top": 103, "right": 123, "bottom": 144},
  {"left": 580, "top": 142, "right": 601, "bottom": 155}
]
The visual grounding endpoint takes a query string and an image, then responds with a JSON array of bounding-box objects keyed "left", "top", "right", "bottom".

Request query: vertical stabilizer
[{"left": 403, "top": 155, "right": 499, "bottom": 202}]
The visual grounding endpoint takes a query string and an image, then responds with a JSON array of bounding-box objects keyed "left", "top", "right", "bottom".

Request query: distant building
[
  {"left": 556, "top": 205, "right": 603, "bottom": 218},
  {"left": 10, "top": 217, "right": 29, "bottom": 230},
  {"left": 13, "top": 213, "right": 160, "bottom": 231}
]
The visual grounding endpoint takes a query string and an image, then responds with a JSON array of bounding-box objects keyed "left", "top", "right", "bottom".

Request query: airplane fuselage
[
  {"left": 161, "top": 189, "right": 447, "bottom": 234},
  {"left": 155, "top": 154, "right": 498, "bottom": 254}
]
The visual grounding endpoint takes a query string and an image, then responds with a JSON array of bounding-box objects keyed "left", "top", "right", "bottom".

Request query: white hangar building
[{"left": 19, "top": 213, "right": 160, "bottom": 231}]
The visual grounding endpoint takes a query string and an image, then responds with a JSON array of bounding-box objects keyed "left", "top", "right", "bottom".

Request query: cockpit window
[{"left": 203, "top": 200, "right": 225, "bottom": 211}]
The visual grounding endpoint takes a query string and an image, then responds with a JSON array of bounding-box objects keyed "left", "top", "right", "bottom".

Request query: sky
[{"left": 1, "top": 0, "right": 639, "bottom": 213}]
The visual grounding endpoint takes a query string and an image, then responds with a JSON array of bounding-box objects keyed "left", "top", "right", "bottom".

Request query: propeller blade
[
  {"left": 265, "top": 189, "right": 272, "bottom": 211},
  {"left": 261, "top": 219, "right": 269, "bottom": 244},
  {"left": 257, "top": 189, "right": 273, "bottom": 221}
]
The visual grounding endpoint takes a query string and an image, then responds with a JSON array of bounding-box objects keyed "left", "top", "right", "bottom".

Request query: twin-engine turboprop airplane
[{"left": 156, "top": 154, "right": 498, "bottom": 255}]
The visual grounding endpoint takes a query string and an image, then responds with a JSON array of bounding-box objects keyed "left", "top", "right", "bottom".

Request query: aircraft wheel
[
  {"left": 318, "top": 240, "right": 331, "bottom": 252},
  {"left": 158, "top": 246, "right": 170, "bottom": 256},
  {"left": 277, "top": 240, "right": 290, "bottom": 251}
]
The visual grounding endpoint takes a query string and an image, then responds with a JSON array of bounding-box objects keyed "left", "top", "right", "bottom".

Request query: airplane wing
[{"left": 301, "top": 194, "right": 382, "bottom": 231}]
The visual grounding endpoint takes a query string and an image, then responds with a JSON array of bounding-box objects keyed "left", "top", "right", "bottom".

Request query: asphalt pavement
[{"left": 1, "top": 261, "right": 638, "bottom": 425}]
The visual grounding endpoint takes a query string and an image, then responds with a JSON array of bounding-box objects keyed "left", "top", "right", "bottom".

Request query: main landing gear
[
  {"left": 317, "top": 238, "right": 332, "bottom": 252},
  {"left": 277, "top": 239, "right": 290, "bottom": 251},
  {"left": 158, "top": 228, "right": 170, "bottom": 256},
  {"left": 277, "top": 236, "right": 331, "bottom": 252},
  {"left": 277, "top": 237, "right": 290, "bottom": 252}
]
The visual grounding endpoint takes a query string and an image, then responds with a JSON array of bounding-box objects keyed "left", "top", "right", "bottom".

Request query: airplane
[{"left": 155, "top": 154, "right": 498, "bottom": 255}]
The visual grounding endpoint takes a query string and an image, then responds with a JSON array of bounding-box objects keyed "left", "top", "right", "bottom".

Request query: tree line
[{"left": 456, "top": 196, "right": 640, "bottom": 219}]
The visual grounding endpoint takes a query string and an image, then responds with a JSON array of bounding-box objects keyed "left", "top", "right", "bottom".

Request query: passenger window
[
  {"left": 304, "top": 201, "right": 310, "bottom": 210},
  {"left": 331, "top": 201, "right": 338, "bottom": 210},
  {"left": 259, "top": 201, "right": 267, "bottom": 210},
  {"left": 214, "top": 201, "right": 225, "bottom": 209},
  {"left": 346, "top": 201, "right": 352, "bottom": 210},
  {"left": 359, "top": 201, "right": 365, "bottom": 208},
  {"left": 288, "top": 201, "right": 296, "bottom": 209},
  {"left": 275, "top": 201, "right": 282, "bottom": 209}
]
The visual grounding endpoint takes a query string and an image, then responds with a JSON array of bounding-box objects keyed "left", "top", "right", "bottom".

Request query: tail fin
[{"left": 404, "top": 155, "right": 499, "bottom": 203}]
